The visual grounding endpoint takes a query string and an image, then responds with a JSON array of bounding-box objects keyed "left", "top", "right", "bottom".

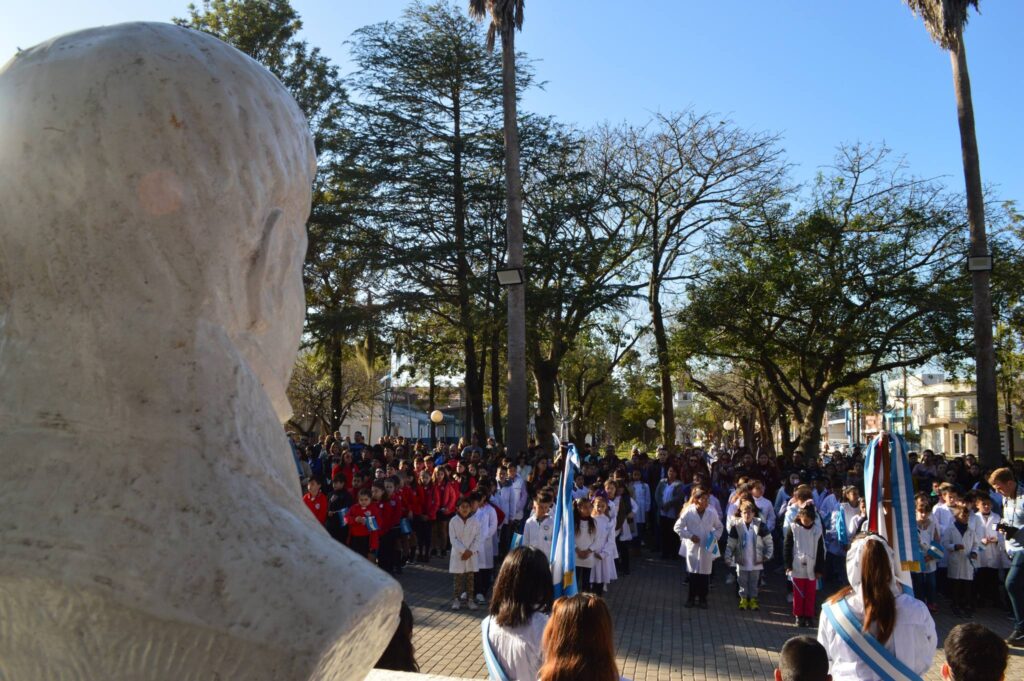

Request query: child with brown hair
[
  {"left": 725, "top": 499, "right": 774, "bottom": 610},
  {"left": 784, "top": 505, "right": 824, "bottom": 627}
]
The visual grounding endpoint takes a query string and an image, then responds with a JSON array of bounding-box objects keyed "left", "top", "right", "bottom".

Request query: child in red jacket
[
  {"left": 375, "top": 479, "right": 402, "bottom": 575},
  {"left": 415, "top": 470, "right": 438, "bottom": 562},
  {"left": 345, "top": 488, "right": 381, "bottom": 559},
  {"left": 302, "top": 478, "right": 328, "bottom": 525}
]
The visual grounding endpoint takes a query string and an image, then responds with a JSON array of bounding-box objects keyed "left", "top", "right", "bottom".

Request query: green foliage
[{"left": 675, "top": 144, "right": 973, "bottom": 452}]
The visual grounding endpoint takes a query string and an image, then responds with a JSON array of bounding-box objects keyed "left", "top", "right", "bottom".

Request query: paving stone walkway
[{"left": 397, "top": 547, "right": 1024, "bottom": 680}]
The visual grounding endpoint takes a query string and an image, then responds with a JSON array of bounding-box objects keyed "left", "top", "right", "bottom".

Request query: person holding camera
[{"left": 989, "top": 467, "right": 1024, "bottom": 646}]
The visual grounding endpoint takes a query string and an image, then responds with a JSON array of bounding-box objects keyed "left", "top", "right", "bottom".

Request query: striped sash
[
  {"left": 822, "top": 598, "right": 923, "bottom": 681},
  {"left": 481, "top": 617, "right": 511, "bottom": 681}
]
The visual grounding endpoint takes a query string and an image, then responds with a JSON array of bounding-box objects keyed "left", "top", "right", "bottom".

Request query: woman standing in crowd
[
  {"left": 537, "top": 594, "right": 625, "bottom": 681},
  {"left": 656, "top": 466, "right": 685, "bottom": 559},
  {"left": 482, "top": 547, "right": 554, "bottom": 681},
  {"left": 818, "top": 533, "right": 936, "bottom": 680}
]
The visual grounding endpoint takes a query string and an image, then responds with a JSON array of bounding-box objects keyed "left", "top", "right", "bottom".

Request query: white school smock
[
  {"left": 474, "top": 504, "right": 497, "bottom": 570},
  {"left": 485, "top": 611, "right": 548, "bottom": 681},
  {"left": 817, "top": 592, "right": 936, "bottom": 681},
  {"left": 789, "top": 522, "right": 823, "bottom": 580},
  {"left": 575, "top": 519, "right": 598, "bottom": 568},
  {"left": 631, "top": 481, "right": 651, "bottom": 517},
  {"left": 523, "top": 513, "right": 554, "bottom": 561},
  {"left": 591, "top": 514, "right": 619, "bottom": 585},
  {"left": 449, "top": 514, "right": 481, "bottom": 574},
  {"left": 674, "top": 505, "right": 722, "bottom": 575},
  {"left": 975, "top": 511, "right": 1008, "bottom": 569},
  {"left": 916, "top": 521, "right": 942, "bottom": 574},
  {"left": 754, "top": 495, "right": 776, "bottom": 531},
  {"left": 942, "top": 520, "right": 979, "bottom": 581}
]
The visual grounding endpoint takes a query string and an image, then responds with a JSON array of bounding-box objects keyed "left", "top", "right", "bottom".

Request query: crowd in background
[{"left": 289, "top": 429, "right": 1024, "bottom": 679}]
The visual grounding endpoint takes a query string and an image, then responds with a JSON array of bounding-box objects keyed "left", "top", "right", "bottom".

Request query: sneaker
[
  {"left": 1006, "top": 629, "right": 1024, "bottom": 646},
  {"left": 451, "top": 599, "right": 461, "bottom": 611},
  {"left": 468, "top": 600, "right": 479, "bottom": 611},
  {"left": 738, "top": 598, "right": 748, "bottom": 611},
  {"left": 475, "top": 593, "right": 486, "bottom": 604},
  {"left": 794, "top": 616, "right": 802, "bottom": 627},
  {"left": 749, "top": 598, "right": 760, "bottom": 611}
]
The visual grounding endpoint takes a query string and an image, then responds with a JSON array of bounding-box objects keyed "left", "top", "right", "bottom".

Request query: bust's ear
[{"left": 245, "top": 209, "right": 301, "bottom": 331}]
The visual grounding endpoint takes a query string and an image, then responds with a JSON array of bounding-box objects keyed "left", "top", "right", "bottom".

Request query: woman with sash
[
  {"left": 817, "top": 533, "right": 936, "bottom": 681},
  {"left": 481, "top": 547, "right": 553, "bottom": 681}
]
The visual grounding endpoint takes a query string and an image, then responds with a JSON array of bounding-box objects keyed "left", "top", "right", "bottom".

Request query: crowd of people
[{"left": 289, "top": 429, "right": 1024, "bottom": 680}]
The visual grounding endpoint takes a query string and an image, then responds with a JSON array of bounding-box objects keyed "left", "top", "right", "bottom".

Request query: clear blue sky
[{"left": 3, "top": 1, "right": 1021, "bottom": 202}]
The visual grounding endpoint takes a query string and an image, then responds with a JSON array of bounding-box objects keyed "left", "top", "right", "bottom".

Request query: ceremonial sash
[
  {"left": 481, "top": 617, "right": 511, "bottom": 681},
  {"left": 822, "top": 597, "right": 923, "bottom": 681}
]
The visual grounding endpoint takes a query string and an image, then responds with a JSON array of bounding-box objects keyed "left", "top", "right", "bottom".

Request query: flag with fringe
[
  {"left": 865, "top": 431, "right": 922, "bottom": 591},
  {"left": 550, "top": 443, "right": 581, "bottom": 598}
]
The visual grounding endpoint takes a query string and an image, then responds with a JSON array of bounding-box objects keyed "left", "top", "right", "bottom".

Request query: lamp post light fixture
[{"left": 495, "top": 267, "right": 525, "bottom": 287}]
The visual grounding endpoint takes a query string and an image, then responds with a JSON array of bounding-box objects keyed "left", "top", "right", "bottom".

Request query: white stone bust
[{"left": 0, "top": 22, "right": 400, "bottom": 680}]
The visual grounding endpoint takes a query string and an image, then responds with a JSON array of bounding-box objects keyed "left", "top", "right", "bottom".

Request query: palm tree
[
  {"left": 468, "top": 0, "right": 528, "bottom": 456},
  {"left": 903, "top": 1, "right": 1000, "bottom": 467}
]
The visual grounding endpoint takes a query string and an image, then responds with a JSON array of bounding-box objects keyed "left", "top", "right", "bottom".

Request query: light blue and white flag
[
  {"left": 865, "top": 432, "right": 921, "bottom": 592},
  {"left": 549, "top": 443, "right": 581, "bottom": 598}
]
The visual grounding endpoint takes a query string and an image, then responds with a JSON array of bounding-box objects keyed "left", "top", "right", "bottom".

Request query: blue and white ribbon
[
  {"left": 823, "top": 597, "right": 923, "bottom": 681},
  {"left": 481, "top": 617, "right": 511, "bottom": 681}
]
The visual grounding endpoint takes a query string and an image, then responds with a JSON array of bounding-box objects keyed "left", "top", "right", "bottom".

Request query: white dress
[
  {"left": 449, "top": 514, "right": 481, "bottom": 574},
  {"left": 942, "top": 520, "right": 979, "bottom": 581},
  {"left": 591, "top": 514, "right": 618, "bottom": 585},
  {"left": 485, "top": 611, "right": 548, "bottom": 681},
  {"left": 474, "top": 504, "right": 497, "bottom": 570},
  {"left": 818, "top": 592, "right": 936, "bottom": 681},
  {"left": 575, "top": 519, "right": 598, "bottom": 568},
  {"left": 674, "top": 505, "right": 723, "bottom": 574}
]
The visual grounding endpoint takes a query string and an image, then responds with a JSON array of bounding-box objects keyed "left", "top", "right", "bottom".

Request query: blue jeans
[
  {"left": 912, "top": 571, "right": 937, "bottom": 606},
  {"left": 1007, "top": 551, "right": 1024, "bottom": 632}
]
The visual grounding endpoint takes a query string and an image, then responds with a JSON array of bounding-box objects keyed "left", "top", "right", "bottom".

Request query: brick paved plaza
[{"left": 398, "top": 549, "right": 1024, "bottom": 680}]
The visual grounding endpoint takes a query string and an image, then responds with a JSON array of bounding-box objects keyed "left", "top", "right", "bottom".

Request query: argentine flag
[{"left": 549, "top": 443, "right": 581, "bottom": 598}]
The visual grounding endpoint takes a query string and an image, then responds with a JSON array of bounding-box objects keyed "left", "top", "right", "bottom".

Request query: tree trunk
[
  {"left": 951, "top": 30, "right": 1000, "bottom": 468},
  {"left": 795, "top": 397, "right": 829, "bottom": 459},
  {"left": 475, "top": 344, "right": 487, "bottom": 437},
  {"left": 490, "top": 327, "right": 503, "bottom": 443},
  {"left": 757, "top": 403, "right": 776, "bottom": 457},
  {"left": 451, "top": 78, "right": 485, "bottom": 442},
  {"left": 533, "top": 362, "right": 558, "bottom": 457},
  {"left": 500, "top": 26, "right": 529, "bottom": 462},
  {"left": 329, "top": 334, "right": 342, "bottom": 432},
  {"left": 778, "top": 411, "right": 797, "bottom": 459},
  {"left": 649, "top": 289, "right": 676, "bottom": 451}
]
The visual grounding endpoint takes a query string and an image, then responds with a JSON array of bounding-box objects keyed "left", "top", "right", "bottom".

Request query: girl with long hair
[
  {"left": 674, "top": 486, "right": 723, "bottom": 608},
  {"left": 574, "top": 498, "right": 598, "bottom": 593},
  {"left": 482, "top": 547, "right": 554, "bottom": 681},
  {"left": 817, "top": 533, "right": 936, "bottom": 681},
  {"left": 537, "top": 594, "right": 623, "bottom": 681}
]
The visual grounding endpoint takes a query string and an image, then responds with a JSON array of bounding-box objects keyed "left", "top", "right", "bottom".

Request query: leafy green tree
[
  {"left": 676, "top": 145, "right": 972, "bottom": 457},
  {"left": 347, "top": 1, "right": 513, "bottom": 439}
]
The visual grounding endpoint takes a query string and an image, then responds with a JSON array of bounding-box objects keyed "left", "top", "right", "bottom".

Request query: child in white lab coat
[
  {"left": 942, "top": 500, "right": 979, "bottom": 617},
  {"left": 473, "top": 487, "right": 498, "bottom": 604},
  {"left": 674, "top": 486, "right": 723, "bottom": 608},
  {"left": 523, "top": 488, "right": 555, "bottom": 560},
  {"left": 590, "top": 495, "right": 618, "bottom": 595},
  {"left": 449, "top": 496, "right": 481, "bottom": 610}
]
